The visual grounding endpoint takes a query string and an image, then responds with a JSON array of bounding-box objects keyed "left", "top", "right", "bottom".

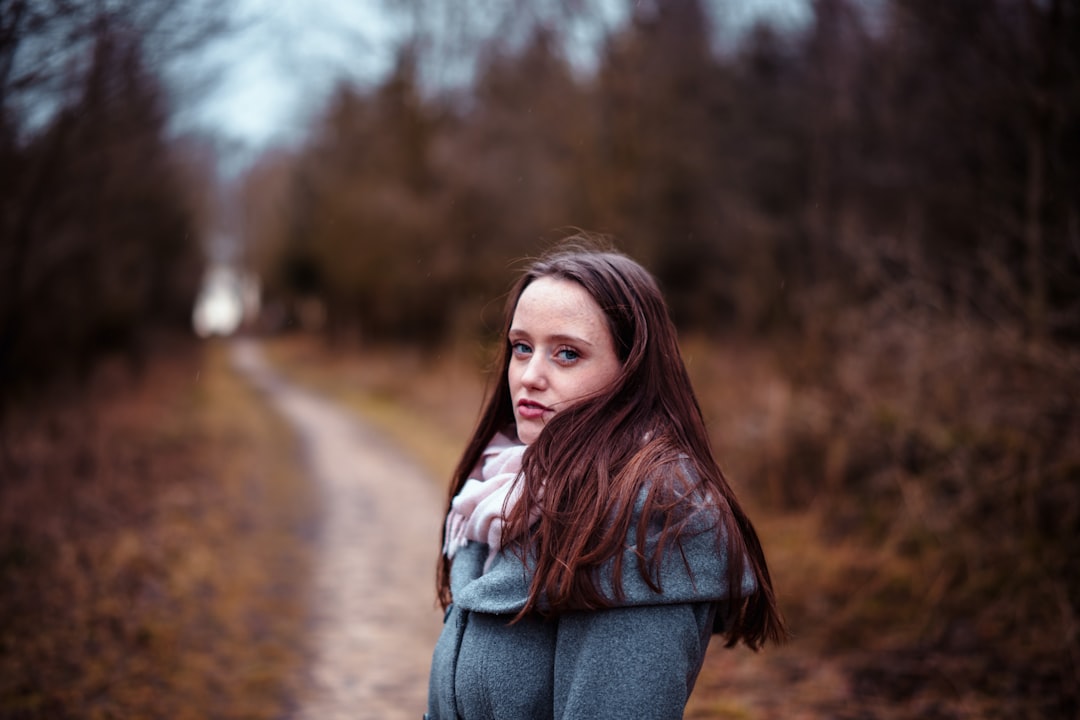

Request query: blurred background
[{"left": 1, "top": 0, "right": 1078, "bottom": 718}]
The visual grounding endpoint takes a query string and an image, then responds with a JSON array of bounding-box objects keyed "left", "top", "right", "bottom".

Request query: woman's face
[{"left": 507, "top": 276, "right": 622, "bottom": 445}]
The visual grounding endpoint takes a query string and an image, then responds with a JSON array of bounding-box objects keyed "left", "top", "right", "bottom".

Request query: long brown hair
[{"left": 437, "top": 238, "right": 786, "bottom": 649}]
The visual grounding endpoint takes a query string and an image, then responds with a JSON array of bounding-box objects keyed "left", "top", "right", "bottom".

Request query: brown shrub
[
  {"left": 0, "top": 343, "right": 315, "bottom": 719},
  {"left": 751, "top": 309, "right": 1080, "bottom": 718}
]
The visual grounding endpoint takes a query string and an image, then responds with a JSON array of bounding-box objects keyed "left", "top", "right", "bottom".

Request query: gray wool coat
[{"left": 425, "top": 476, "right": 753, "bottom": 720}]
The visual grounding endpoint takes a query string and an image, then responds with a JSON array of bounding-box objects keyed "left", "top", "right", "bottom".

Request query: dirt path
[{"left": 231, "top": 339, "right": 443, "bottom": 720}]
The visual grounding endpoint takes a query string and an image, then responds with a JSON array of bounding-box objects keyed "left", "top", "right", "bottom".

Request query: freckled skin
[{"left": 508, "top": 277, "right": 622, "bottom": 445}]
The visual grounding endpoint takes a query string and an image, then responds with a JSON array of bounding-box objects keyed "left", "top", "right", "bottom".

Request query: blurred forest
[
  {"left": 2, "top": 0, "right": 1080, "bottom": 717},
  {"left": 0, "top": 0, "right": 231, "bottom": 402},
  {"left": 245, "top": 0, "right": 1080, "bottom": 348}
]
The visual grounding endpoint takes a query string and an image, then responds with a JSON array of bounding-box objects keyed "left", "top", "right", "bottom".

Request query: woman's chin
[{"left": 514, "top": 421, "right": 540, "bottom": 446}]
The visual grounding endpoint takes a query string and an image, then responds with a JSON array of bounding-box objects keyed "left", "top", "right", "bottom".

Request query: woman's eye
[
  {"left": 511, "top": 341, "right": 531, "bottom": 356},
  {"left": 555, "top": 347, "right": 580, "bottom": 363}
]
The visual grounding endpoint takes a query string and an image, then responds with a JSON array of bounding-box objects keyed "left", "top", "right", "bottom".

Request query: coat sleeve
[{"left": 552, "top": 600, "right": 716, "bottom": 720}]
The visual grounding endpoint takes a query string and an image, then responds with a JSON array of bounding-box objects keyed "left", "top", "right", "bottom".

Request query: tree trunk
[{"left": 1024, "top": 121, "right": 1047, "bottom": 340}]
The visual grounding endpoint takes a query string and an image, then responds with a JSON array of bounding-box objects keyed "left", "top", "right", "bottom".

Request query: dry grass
[
  {"left": 703, "top": 318, "right": 1080, "bottom": 718},
  {"left": 5, "top": 313, "right": 1069, "bottom": 718},
  {"left": 0, "top": 340, "right": 315, "bottom": 719}
]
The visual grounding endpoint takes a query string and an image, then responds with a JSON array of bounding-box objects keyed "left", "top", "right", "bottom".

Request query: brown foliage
[
  {"left": 242, "top": 0, "right": 1079, "bottom": 346},
  {"left": 0, "top": 343, "right": 314, "bottom": 719},
  {"left": 728, "top": 309, "right": 1080, "bottom": 716}
]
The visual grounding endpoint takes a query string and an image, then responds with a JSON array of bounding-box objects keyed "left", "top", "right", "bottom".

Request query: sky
[
  {"left": 171, "top": 0, "right": 812, "bottom": 157},
  {"left": 169, "top": 0, "right": 404, "bottom": 151}
]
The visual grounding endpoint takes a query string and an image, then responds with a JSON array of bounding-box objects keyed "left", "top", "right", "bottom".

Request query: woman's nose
[{"left": 520, "top": 355, "right": 547, "bottom": 389}]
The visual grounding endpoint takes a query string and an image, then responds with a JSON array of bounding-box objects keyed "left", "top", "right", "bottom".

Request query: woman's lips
[{"left": 516, "top": 399, "right": 550, "bottom": 420}]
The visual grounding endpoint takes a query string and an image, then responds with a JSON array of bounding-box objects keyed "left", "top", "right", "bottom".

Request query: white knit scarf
[{"left": 443, "top": 432, "right": 531, "bottom": 571}]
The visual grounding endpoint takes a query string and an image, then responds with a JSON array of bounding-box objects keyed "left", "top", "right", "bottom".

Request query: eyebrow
[{"left": 508, "top": 329, "right": 595, "bottom": 349}]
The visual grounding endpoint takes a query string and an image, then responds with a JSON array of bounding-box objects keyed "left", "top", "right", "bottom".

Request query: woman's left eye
[{"left": 555, "top": 347, "right": 580, "bottom": 362}]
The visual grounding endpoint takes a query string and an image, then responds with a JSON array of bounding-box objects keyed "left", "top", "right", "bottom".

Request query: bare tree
[{"left": 0, "top": 0, "right": 233, "bottom": 403}]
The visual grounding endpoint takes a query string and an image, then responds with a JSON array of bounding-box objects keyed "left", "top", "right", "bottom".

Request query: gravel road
[{"left": 231, "top": 339, "right": 443, "bottom": 720}]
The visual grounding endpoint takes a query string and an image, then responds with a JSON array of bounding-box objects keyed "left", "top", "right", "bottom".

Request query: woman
[{"left": 426, "top": 240, "right": 786, "bottom": 720}]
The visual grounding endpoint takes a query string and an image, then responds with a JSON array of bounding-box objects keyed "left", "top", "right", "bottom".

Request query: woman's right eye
[{"left": 510, "top": 341, "right": 532, "bottom": 356}]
